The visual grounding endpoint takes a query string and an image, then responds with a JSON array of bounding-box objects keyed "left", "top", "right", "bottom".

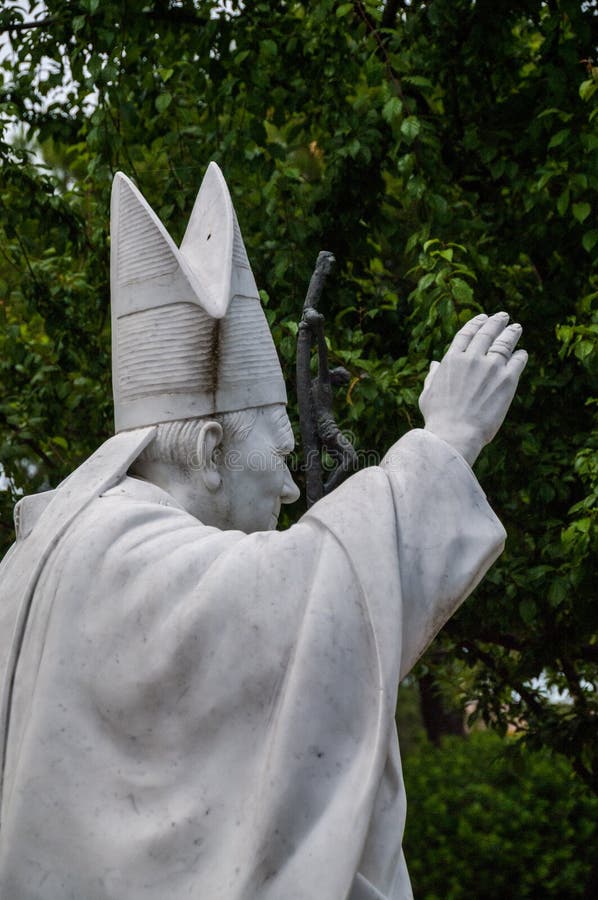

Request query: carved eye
[{"left": 206, "top": 233, "right": 212, "bottom": 241}]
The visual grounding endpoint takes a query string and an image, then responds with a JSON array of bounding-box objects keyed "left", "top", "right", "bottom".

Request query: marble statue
[{"left": 0, "top": 163, "right": 527, "bottom": 900}]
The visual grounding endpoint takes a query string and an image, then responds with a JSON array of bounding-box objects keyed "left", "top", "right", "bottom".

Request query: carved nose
[{"left": 281, "top": 467, "right": 300, "bottom": 504}]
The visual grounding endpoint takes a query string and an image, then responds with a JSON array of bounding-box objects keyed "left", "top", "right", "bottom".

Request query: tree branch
[
  {"left": 559, "top": 657, "right": 588, "bottom": 708},
  {"left": 381, "top": 0, "right": 401, "bottom": 30},
  {"left": 144, "top": 9, "right": 209, "bottom": 28},
  {"left": 352, "top": 0, "right": 404, "bottom": 98},
  {"left": 12, "top": 228, "right": 40, "bottom": 287},
  {"left": 580, "top": 645, "right": 598, "bottom": 663},
  {"left": 0, "top": 7, "right": 208, "bottom": 38},
  {"left": 474, "top": 632, "right": 524, "bottom": 652},
  {"left": 0, "top": 18, "right": 55, "bottom": 35},
  {"left": 461, "top": 640, "right": 546, "bottom": 716}
]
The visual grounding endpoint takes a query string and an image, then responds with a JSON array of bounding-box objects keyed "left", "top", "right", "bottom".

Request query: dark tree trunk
[
  {"left": 418, "top": 672, "right": 465, "bottom": 745},
  {"left": 583, "top": 857, "right": 598, "bottom": 900}
]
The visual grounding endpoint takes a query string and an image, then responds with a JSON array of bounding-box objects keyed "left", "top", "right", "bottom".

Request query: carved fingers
[
  {"left": 423, "top": 359, "right": 440, "bottom": 392},
  {"left": 449, "top": 311, "right": 528, "bottom": 379},
  {"left": 467, "top": 311, "right": 513, "bottom": 354},
  {"left": 507, "top": 349, "right": 529, "bottom": 378},
  {"left": 419, "top": 311, "right": 528, "bottom": 465},
  {"left": 448, "top": 312, "right": 490, "bottom": 353},
  {"left": 450, "top": 311, "right": 522, "bottom": 356},
  {"left": 430, "top": 312, "right": 528, "bottom": 385},
  {"left": 483, "top": 316, "right": 529, "bottom": 382}
]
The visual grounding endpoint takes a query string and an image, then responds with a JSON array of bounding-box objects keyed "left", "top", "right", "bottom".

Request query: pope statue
[{"left": 0, "top": 163, "right": 527, "bottom": 899}]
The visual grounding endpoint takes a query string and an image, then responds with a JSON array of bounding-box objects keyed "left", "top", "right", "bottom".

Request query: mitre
[{"left": 110, "top": 162, "right": 287, "bottom": 432}]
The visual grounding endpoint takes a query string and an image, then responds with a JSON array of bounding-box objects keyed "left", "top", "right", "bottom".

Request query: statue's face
[{"left": 218, "top": 404, "right": 300, "bottom": 532}]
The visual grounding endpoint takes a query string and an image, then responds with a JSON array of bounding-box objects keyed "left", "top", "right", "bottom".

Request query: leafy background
[{"left": 1, "top": 1, "right": 596, "bottom": 895}]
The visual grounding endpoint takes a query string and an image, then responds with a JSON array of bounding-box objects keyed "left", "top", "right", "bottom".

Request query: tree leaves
[
  {"left": 0, "top": 0, "right": 596, "bottom": 796},
  {"left": 155, "top": 92, "right": 172, "bottom": 113},
  {"left": 572, "top": 201, "right": 591, "bottom": 224}
]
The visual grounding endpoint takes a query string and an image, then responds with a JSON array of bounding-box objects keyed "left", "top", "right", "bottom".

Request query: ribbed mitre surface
[{"left": 111, "top": 164, "right": 286, "bottom": 432}]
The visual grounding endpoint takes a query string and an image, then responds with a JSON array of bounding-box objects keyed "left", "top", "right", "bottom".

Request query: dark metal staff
[{"left": 296, "top": 252, "right": 359, "bottom": 509}]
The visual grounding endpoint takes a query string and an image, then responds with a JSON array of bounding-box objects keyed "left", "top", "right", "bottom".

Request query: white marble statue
[{"left": 0, "top": 163, "right": 527, "bottom": 900}]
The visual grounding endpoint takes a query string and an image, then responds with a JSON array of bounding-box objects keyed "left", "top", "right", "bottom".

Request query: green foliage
[
  {"left": 0, "top": 0, "right": 596, "bottom": 790},
  {"left": 403, "top": 733, "right": 598, "bottom": 899},
  {"left": 395, "top": 677, "right": 429, "bottom": 757}
]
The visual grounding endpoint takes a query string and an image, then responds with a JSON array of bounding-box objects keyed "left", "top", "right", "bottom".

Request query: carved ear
[{"left": 196, "top": 421, "right": 224, "bottom": 492}]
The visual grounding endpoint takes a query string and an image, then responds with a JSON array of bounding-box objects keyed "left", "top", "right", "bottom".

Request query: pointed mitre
[{"left": 111, "top": 162, "right": 286, "bottom": 432}]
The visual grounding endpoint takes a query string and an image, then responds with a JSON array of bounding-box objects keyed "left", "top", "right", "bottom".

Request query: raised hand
[{"left": 418, "top": 312, "right": 528, "bottom": 465}]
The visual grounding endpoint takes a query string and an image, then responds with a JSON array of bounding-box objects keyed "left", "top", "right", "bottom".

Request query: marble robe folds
[{"left": 0, "top": 429, "right": 505, "bottom": 900}]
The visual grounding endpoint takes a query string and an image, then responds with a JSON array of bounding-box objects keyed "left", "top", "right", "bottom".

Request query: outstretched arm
[{"left": 419, "top": 311, "right": 528, "bottom": 466}]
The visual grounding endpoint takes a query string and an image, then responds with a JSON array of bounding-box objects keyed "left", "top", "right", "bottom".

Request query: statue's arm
[
  {"left": 380, "top": 429, "right": 506, "bottom": 678},
  {"left": 374, "top": 311, "right": 527, "bottom": 674}
]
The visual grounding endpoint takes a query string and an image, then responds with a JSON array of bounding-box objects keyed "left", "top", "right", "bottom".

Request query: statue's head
[
  {"left": 130, "top": 404, "right": 299, "bottom": 532},
  {"left": 111, "top": 164, "right": 299, "bottom": 532}
]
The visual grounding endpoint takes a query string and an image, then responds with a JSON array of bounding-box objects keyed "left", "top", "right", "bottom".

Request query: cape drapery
[{"left": 0, "top": 429, "right": 505, "bottom": 899}]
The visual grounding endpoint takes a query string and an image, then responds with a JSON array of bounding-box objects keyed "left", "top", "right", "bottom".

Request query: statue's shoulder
[
  {"left": 9, "top": 428, "right": 157, "bottom": 549},
  {"left": 13, "top": 490, "right": 57, "bottom": 542}
]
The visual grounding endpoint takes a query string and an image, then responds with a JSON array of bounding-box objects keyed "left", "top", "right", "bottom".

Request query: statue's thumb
[{"left": 424, "top": 360, "right": 441, "bottom": 391}]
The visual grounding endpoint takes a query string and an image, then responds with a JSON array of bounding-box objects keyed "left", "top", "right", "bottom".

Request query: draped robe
[{"left": 0, "top": 428, "right": 505, "bottom": 899}]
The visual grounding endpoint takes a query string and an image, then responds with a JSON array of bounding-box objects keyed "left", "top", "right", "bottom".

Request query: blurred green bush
[{"left": 402, "top": 732, "right": 598, "bottom": 899}]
